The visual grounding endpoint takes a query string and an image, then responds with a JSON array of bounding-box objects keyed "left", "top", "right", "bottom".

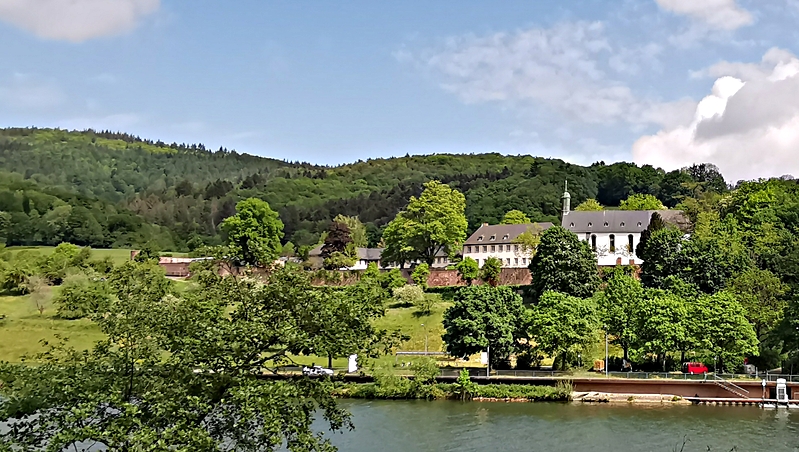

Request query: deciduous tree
[
  {"left": 480, "top": 256, "right": 502, "bottom": 287},
  {"left": 528, "top": 226, "right": 600, "bottom": 301},
  {"left": 529, "top": 291, "right": 598, "bottom": 370},
  {"left": 575, "top": 199, "right": 603, "bottom": 211},
  {"left": 220, "top": 198, "right": 284, "bottom": 267},
  {"left": 619, "top": 194, "right": 666, "bottom": 211},
  {"left": 456, "top": 257, "right": 479, "bottom": 285},
  {"left": 501, "top": 210, "right": 530, "bottom": 224},
  {"left": 381, "top": 181, "right": 467, "bottom": 266},
  {"left": 443, "top": 286, "right": 527, "bottom": 367},
  {"left": 597, "top": 273, "right": 644, "bottom": 361}
]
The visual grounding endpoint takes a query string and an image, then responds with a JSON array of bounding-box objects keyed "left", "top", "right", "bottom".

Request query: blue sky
[{"left": 1, "top": 0, "right": 799, "bottom": 181}]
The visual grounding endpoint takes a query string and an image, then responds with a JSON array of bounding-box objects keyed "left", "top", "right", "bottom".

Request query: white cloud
[
  {"left": 0, "top": 73, "right": 65, "bottom": 109},
  {"left": 0, "top": 0, "right": 159, "bottom": 42},
  {"left": 655, "top": 0, "right": 753, "bottom": 30},
  {"left": 633, "top": 48, "right": 799, "bottom": 182},
  {"left": 400, "top": 21, "right": 682, "bottom": 127}
]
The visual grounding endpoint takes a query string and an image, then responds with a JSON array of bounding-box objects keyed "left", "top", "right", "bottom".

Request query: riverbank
[
  {"left": 332, "top": 380, "right": 572, "bottom": 402},
  {"left": 573, "top": 391, "right": 691, "bottom": 405}
]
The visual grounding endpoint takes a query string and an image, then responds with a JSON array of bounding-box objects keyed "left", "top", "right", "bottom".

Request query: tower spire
[{"left": 562, "top": 180, "right": 571, "bottom": 217}]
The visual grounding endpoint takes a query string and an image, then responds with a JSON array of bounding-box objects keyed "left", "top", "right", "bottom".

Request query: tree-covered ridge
[{"left": 0, "top": 128, "right": 730, "bottom": 251}]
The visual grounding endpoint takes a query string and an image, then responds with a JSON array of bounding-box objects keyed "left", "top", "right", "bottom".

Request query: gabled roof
[
  {"left": 464, "top": 222, "right": 555, "bottom": 246},
  {"left": 561, "top": 210, "right": 689, "bottom": 234}
]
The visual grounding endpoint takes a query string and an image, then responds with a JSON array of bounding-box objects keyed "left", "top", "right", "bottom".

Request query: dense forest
[{"left": 0, "top": 127, "right": 728, "bottom": 251}]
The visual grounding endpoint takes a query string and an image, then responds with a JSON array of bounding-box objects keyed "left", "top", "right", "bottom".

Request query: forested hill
[{"left": 0, "top": 127, "right": 726, "bottom": 251}]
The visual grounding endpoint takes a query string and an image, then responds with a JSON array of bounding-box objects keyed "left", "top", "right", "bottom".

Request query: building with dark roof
[
  {"left": 462, "top": 222, "right": 555, "bottom": 268},
  {"left": 559, "top": 185, "right": 689, "bottom": 266}
]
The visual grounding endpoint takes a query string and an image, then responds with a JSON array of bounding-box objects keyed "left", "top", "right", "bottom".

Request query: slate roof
[
  {"left": 463, "top": 222, "right": 555, "bottom": 246},
  {"left": 309, "top": 245, "right": 385, "bottom": 260},
  {"left": 561, "top": 210, "right": 690, "bottom": 233}
]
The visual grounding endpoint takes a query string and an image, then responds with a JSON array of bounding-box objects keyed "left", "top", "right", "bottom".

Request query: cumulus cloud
[
  {"left": 399, "top": 21, "right": 686, "bottom": 127},
  {"left": 633, "top": 48, "right": 799, "bottom": 182},
  {"left": 655, "top": 0, "right": 753, "bottom": 30},
  {"left": 0, "top": 0, "right": 159, "bottom": 42}
]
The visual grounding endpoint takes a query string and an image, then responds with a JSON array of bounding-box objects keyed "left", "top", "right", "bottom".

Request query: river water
[{"left": 321, "top": 400, "right": 799, "bottom": 452}]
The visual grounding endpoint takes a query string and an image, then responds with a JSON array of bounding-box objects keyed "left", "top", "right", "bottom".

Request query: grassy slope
[
  {"left": 4, "top": 247, "right": 187, "bottom": 266},
  {"left": 0, "top": 292, "right": 104, "bottom": 363}
]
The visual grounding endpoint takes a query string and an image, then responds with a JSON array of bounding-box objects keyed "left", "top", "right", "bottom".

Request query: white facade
[
  {"left": 462, "top": 242, "right": 534, "bottom": 268},
  {"left": 461, "top": 222, "right": 554, "bottom": 268},
  {"left": 577, "top": 231, "right": 641, "bottom": 266}
]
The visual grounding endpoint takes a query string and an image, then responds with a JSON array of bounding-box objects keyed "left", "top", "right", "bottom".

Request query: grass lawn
[
  {"left": 0, "top": 293, "right": 104, "bottom": 363},
  {"left": 3, "top": 246, "right": 187, "bottom": 266}
]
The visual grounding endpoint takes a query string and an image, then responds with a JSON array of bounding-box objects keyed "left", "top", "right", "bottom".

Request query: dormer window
[
  {"left": 489, "top": 235, "right": 496, "bottom": 241},
  {"left": 503, "top": 234, "right": 509, "bottom": 240},
  {"left": 570, "top": 222, "right": 574, "bottom": 227},
  {"left": 637, "top": 222, "right": 642, "bottom": 227},
  {"left": 604, "top": 222, "right": 609, "bottom": 227},
  {"left": 620, "top": 222, "right": 625, "bottom": 227},
  {"left": 588, "top": 222, "right": 592, "bottom": 228},
  {"left": 478, "top": 236, "right": 484, "bottom": 242}
]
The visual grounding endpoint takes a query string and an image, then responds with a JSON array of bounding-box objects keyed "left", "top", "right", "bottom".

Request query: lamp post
[{"left": 604, "top": 324, "right": 608, "bottom": 378}]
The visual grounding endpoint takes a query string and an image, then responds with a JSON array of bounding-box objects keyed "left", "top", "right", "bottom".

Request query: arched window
[
  {"left": 604, "top": 222, "right": 609, "bottom": 227},
  {"left": 591, "top": 235, "right": 597, "bottom": 251},
  {"left": 628, "top": 234, "right": 634, "bottom": 252},
  {"left": 609, "top": 234, "right": 616, "bottom": 253}
]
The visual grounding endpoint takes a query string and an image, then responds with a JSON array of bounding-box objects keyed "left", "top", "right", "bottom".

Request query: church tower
[{"left": 561, "top": 181, "right": 571, "bottom": 218}]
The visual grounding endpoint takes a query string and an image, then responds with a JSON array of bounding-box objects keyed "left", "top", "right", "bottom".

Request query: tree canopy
[
  {"left": 220, "top": 198, "right": 284, "bottom": 266},
  {"left": 527, "top": 226, "right": 600, "bottom": 301},
  {"left": 501, "top": 210, "right": 531, "bottom": 224},
  {"left": 381, "top": 181, "right": 467, "bottom": 266}
]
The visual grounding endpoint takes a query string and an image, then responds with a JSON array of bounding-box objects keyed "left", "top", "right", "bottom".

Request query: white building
[
  {"left": 462, "top": 222, "right": 555, "bottom": 268},
  {"left": 559, "top": 184, "right": 689, "bottom": 266}
]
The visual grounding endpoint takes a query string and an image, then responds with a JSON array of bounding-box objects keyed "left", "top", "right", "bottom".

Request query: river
[{"left": 320, "top": 400, "right": 799, "bottom": 451}]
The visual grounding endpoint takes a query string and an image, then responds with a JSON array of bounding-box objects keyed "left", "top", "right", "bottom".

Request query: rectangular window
[
  {"left": 505, "top": 258, "right": 510, "bottom": 265},
  {"left": 514, "top": 244, "right": 519, "bottom": 252},
  {"left": 490, "top": 245, "right": 496, "bottom": 252},
  {"left": 506, "top": 245, "right": 511, "bottom": 252},
  {"left": 514, "top": 258, "right": 519, "bottom": 265},
  {"left": 482, "top": 246, "right": 487, "bottom": 253},
  {"left": 522, "top": 258, "right": 527, "bottom": 265},
  {"left": 609, "top": 234, "right": 616, "bottom": 253},
  {"left": 465, "top": 246, "right": 471, "bottom": 253}
]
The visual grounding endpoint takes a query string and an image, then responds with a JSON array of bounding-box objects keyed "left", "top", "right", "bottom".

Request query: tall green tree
[
  {"left": 442, "top": 286, "right": 527, "bottom": 367},
  {"left": 636, "top": 227, "right": 683, "bottom": 289},
  {"left": 333, "top": 214, "right": 367, "bottom": 248},
  {"left": 381, "top": 181, "right": 467, "bottom": 266},
  {"left": 528, "top": 226, "right": 600, "bottom": 301},
  {"left": 501, "top": 210, "right": 531, "bottom": 224},
  {"left": 619, "top": 194, "right": 666, "bottom": 211},
  {"left": 0, "top": 261, "right": 397, "bottom": 451},
  {"left": 694, "top": 291, "right": 759, "bottom": 372},
  {"left": 636, "top": 292, "right": 693, "bottom": 370},
  {"left": 220, "top": 197, "right": 284, "bottom": 267},
  {"left": 480, "top": 256, "right": 502, "bottom": 287},
  {"left": 456, "top": 257, "right": 479, "bottom": 285},
  {"left": 597, "top": 273, "right": 644, "bottom": 361},
  {"left": 729, "top": 268, "right": 788, "bottom": 341},
  {"left": 575, "top": 199, "right": 603, "bottom": 211},
  {"left": 529, "top": 291, "right": 598, "bottom": 370}
]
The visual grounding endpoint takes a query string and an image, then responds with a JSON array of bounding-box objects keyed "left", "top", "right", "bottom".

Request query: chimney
[{"left": 482, "top": 222, "right": 489, "bottom": 227}]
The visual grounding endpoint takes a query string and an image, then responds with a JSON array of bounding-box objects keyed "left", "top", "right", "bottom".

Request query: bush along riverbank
[{"left": 332, "top": 367, "right": 572, "bottom": 402}]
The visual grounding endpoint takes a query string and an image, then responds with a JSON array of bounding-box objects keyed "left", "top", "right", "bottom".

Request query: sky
[{"left": 1, "top": 1, "right": 799, "bottom": 182}]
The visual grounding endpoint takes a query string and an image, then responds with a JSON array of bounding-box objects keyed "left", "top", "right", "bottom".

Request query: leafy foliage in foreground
[{"left": 0, "top": 259, "right": 399, "bottom": 451}]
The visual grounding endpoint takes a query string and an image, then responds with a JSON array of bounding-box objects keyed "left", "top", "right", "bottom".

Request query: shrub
[
  {"left": 55, "top": 274, "right": 110, "bottom": 319},
  {"left": 456, "top": 257, "right": 479, "bottom": 285},
  {"left": 480, "top": 257, "right": 502, "bottom": 286},
  {"left": 411, "top": 263, "right": 430, "bottom": 290},
  {"left": 393, "top": 285, "right": 425, "bottom": 308}
]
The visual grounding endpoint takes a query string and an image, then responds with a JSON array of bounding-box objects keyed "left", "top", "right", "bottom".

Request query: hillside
[{"left": 0, "top": 128, "right": 723, "bottom": 251}]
